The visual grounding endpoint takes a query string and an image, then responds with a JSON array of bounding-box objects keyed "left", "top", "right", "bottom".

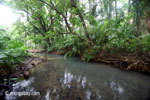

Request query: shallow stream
[{"left": 6, "top": 54, "right": 150, "bottom": 100}]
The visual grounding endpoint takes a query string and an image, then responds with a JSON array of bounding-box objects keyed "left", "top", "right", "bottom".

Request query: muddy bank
[{"left": 0, "top": 56, "right": 44, "bottom": 99}]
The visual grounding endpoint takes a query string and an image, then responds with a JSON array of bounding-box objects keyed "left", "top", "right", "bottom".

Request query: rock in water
[{"left": 23, "top": 71, "right": 30, "bottom": 80}]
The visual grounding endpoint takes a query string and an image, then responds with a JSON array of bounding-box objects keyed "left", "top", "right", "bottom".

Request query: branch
[
  {"left": 71, "top": 0, "right": 93, "bottom": 45},
  {"left": 37, "top": 15, "right": 47, "bottom": 32},
  {"left": 38, "top": 0, "right": 73, "bottom": 33},
  {"left": 47, "top": 16, "right": 54, "bottom": 31}
]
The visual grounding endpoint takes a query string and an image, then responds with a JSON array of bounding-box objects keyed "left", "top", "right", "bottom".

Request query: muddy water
[{"left": 6, "top": 54, "right": 150, "bottom": 100}]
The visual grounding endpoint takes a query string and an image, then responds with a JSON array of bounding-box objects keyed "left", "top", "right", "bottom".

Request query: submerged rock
[{"left": 23, "top": 71, "right": 30, "bottom": 80}]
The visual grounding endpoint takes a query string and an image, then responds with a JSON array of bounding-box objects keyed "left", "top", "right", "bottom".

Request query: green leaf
[{"left": 0, "top": 54, "right": 7, "bottom": 59}]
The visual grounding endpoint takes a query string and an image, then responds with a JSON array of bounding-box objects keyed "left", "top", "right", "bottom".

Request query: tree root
[{"left": 94, "top": 53, "right": 150, "bottom": 72}]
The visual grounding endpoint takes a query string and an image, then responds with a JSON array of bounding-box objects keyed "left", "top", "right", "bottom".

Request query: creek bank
[
  {"left": 28, "top": 50, "right": 64, "bottom": 55},
  {"left": 0, "top": 55, "right": 44, "bottom": 99},
  {"left": 28, "top": 49, "right": 150, "bottom": 73},
  {"left": 93, "top": 53, "right": 150, "bottom": 73}
]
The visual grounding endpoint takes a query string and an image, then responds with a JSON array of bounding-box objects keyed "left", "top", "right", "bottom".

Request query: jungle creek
[{"left": 0, "top": 0, "right": 150, "bottom": 100}]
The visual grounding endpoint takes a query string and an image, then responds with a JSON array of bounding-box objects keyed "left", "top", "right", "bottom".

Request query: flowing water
[{"left": 6, "top": 54, "right": 150, "bottom": 100}]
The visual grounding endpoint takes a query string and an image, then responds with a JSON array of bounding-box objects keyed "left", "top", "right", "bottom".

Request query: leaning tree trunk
[
  {"left": 70, "top": 0, "right": 94, "bottom": 45},
  {"left": 135, "top": 0, "right": 142, "bottom": 56}
]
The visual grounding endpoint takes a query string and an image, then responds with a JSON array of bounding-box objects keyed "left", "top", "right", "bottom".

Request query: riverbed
[{"left": 6, "top": 54, "right": 150, "bottom": 100}]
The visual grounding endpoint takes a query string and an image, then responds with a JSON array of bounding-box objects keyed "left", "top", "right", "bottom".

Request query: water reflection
[
  {"left": 63, "top": 71, "right": 74, "bottom": 88},
  {"left": 6, "top": 77, "right": 35, "bottom": 100},
  {"left": 45, "top": 90, "right": 51, "bottom": 100},
  {"left": 110, "top": 81, "right": 124, "bottom": 94},
  {"left": 82, "top": 77, "right": 86, "bottom": 88},
  {"left": 85, "top": 90, "right": 91, "bottom": 100},
  {"left": 6, "top": 55, "right": 150, "bottom": 100},
  {"left": 58, "top": 70, "right": 126, "bottom": 100}
]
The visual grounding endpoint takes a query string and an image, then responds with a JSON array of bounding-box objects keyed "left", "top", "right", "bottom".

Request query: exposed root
[
  {"left": 127, "top": 60, "right": 139, "bottom": 70},
  {"left": 94, "top": 53, "right": 150, "bottom": 72}
]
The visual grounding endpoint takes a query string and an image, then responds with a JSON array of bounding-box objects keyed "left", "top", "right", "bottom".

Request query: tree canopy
[{"left": 0, "top": 0, "right": 150, "bottom": 71}]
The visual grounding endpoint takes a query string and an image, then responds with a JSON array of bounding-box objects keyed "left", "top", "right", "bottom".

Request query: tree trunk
[
  {"left": 71, "top": 0, "right": 93, "bottom": 45},
  {"left": 135, "top": 0, "right": 142, "bottom": 56},
  {"left": 115, "top": 0, "right": 118, "bottom": 20},
  {"left": 128, "top": 0, "right": 131, "bottom": 14}
]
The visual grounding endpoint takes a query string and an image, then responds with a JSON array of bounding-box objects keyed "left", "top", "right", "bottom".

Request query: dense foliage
[
  {"left": 0, "top": 27, "right": 28, "bottom": 73},
  {"left": 1, "top": 0, "right": 150, "bottom": 62},
  {"left": 0, "top": 1, "right": 150, "bottom": 98}
]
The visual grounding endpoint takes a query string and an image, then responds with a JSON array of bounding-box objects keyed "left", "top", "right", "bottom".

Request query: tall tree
[{"left": 133, "top": 0, "right": 142, "bottom": 56}]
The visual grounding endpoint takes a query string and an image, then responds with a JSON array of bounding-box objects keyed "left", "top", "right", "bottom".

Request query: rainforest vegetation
[{"left": 0, "top": 0, "right": 150, "bottom": 75}]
